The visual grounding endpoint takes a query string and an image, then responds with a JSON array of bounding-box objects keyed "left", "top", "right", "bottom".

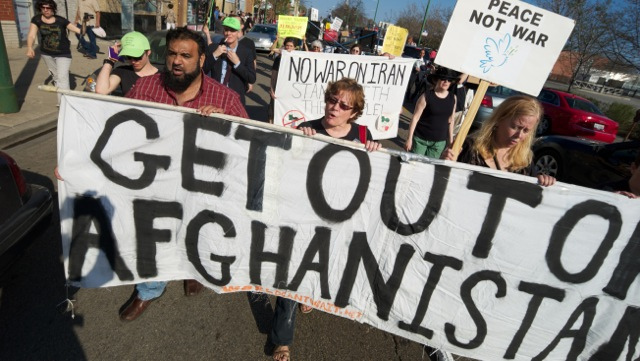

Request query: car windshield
[
  {"left": 252, "top": 26, "right": 276, "bottom": 35},
  {"left": 566, "top": 98, "right": 604, "bottom": 115}
]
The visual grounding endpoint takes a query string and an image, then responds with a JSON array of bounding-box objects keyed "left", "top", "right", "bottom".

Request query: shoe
[
  {"left": 119, "top": 296, "right": 154, "bottom": 321},
  {"left": 184, "top": 279, "right": 204, "bottom": 296},
  {"left": 83, "top": 54, "right": 97, "bottom": 59},
  {"left": 272, "top": 345, "right": 290, "bottom": 361},
  {"left": 298, "top": 303, "right": 313, "bottom": 314}
]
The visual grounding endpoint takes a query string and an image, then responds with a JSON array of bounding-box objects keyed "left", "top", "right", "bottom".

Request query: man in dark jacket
[{"left": 204, "top": 17, "right": 256, "bottom": 105}]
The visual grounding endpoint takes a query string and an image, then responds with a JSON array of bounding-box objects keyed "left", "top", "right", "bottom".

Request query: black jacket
[{"left": 203, "top": 40, "right": 256, "bottom": 105}]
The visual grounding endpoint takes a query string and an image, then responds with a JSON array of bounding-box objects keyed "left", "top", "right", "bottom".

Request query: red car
[{"left": 536, "top": 88, "right": 619, "bottom": 143}]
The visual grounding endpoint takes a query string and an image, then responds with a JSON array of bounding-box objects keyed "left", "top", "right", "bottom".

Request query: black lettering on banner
[
  {"left": 133, "top": 200, "right": 183, "bottom": 278},
  {"left": 307, "top": 144, "right": 371, "bottom": 223},
  {"left": 182, "top": 114, "right": 231, "bottom": 196},
  {"left": 546, "top": 200, "right": 621, "bottom": 284},
  {"left": 90, "top": 108, "right": 170, "bottom": 189},
  {"left": 380, "top": 157, "right": 450, "bottom": 235},
  {"left": 532, "top": 297, "right": 599, "bottom": 361},
  {"left": 588, "top": 306, "right": 640, "bottom": 361},
  {"left": 185, "top": 210, "right": 237, "bottom": 286},
  {"left": 234, "top": 125, "right": 293, "bottom": 212},
  {"left": 249, "top": 221, "right": 295, "bottom": 287},
  {"left": 67, "top": 196, "right": 133, "bottom": 281},
  {"left": 398, "top": 252, "right": 463, "bottom": 338},
  {"left": 467, "top": 172, "right": 543, "bottom": 259},
  {"left": 444, "top": 270, "right": 506, "bottom": 349},
  {"left": 287, "top": 227, "right": 331, "bottom": 299},
  {"left": 334, "top": 232, "right": 415, "bottom": 320},
  {"left": 504, "top": 282, "right": 566, "bottom": 359},
  {"left": 603, "top": 220, "right": 640, "bottom": 300}
]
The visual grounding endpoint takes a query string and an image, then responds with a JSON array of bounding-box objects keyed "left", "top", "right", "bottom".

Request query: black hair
[
  {"left": 38, "top": 0, "right": 57, "bottom": 14},
  {"left": 166, "top": 27, "right": 205, "bottom": 56},
  {"left": 168, "top": 3, "right": 173, "bottom": 9},
  {"left": 283, "top": 37, "right": 297, "bottom": 46}
]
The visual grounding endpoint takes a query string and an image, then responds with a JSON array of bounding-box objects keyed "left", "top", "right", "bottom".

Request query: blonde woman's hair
[{"left": 473, "top": 95, "right": 543, "bottom": 172}]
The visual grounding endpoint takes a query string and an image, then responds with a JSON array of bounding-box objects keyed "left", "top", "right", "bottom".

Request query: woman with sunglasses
[
  {"left": 95, "top": 31, "right": 158, "bottom": 96},
  {"left": 404, "top": 66, "right": 458, "bottom": 158},
  {"left": 26, "top": 0, "right": 82, "bottom": 106},
  {"left": 270, "top": 78, "right": 380, "bottom": 361}
]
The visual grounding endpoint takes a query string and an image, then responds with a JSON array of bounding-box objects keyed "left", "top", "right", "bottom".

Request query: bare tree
[
  {"left": 395, "top": 3, "right": 451, "bottom": 49},
  {"left": 604, "top": 0, "right": 640, "bottom": 72},
  {"left": 332, "top": 0, "right": 368, "bottom": 29},
  {"left": 536, "top": 0, "right": 612, "bottom": 91}
]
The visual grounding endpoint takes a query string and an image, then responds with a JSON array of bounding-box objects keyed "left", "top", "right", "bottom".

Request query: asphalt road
[{"left": 0, "top": 54, "right": 441, "bottom": 361}]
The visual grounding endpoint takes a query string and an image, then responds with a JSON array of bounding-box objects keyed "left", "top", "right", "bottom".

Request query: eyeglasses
[
  {"left": 312, "top": 46, "right": 322, "bottom": 50},
  {"left": 326, "top": 97, "right": 354, "bottom": 111},
  {"left": 440, "top": 78, "right": 453, "bottom": 83},
  {"left": 125, "top": 55, "right": 143, "bottom": 61}
]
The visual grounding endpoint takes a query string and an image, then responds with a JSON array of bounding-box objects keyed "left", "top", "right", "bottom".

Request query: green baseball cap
[
  {"left": 119, "top": 31, "right": 150, "bottom": 57},
  {"left": 222, "top": 17, "right": 241, "bottom": 31}
]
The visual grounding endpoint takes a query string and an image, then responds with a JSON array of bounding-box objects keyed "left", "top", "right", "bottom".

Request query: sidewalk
[{"left": 0, "top": 36, "right": 114, "bottom": 149}]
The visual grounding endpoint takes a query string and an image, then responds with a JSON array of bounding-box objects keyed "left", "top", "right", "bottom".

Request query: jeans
[
  {"left": 76, "top": 24, "right": 97, "bottom": 57},
  {"left": 270, "top": 297, "right": 297, "bottom": 346},
  {"left": 40, "top": 54, "right": 71, "bottom": 105},
  {"left": 136, "top": 281, "right": 167, "bottom": 301}
]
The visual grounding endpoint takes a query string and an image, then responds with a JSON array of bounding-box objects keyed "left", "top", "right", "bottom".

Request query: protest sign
[
  {"left": 436, "top": 0, "right": 575, "bottom": 96},
  {"left": 331, "top": 17, "right": 343, "bottom": 31},
  {"left": 273, "top": 51, "right": 414, "bottom": 139},
  {"left": 59, "top": 92, "right": 640, "bottom": 361},
  {"left": 278, "top": 16, "right": 308, "bottom": 39},
  {"left": 381, "top": 25, "right": 408, "bottom": 57}
]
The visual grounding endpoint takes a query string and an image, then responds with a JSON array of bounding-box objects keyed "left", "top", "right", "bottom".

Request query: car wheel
[
  {"left": 537, "top": 117, "right": 551, "bottom": 136},
  {"left": 534, "top": 149, "right": 562, "bottom": 179}
]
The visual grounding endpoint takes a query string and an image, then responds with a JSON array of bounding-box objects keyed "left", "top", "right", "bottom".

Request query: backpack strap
[{"left": 358, "top": 125, "right": 368, "bottom": 144}]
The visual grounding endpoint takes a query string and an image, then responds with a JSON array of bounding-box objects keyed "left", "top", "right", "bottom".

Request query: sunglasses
[
  {"left": 326, "top": 97, "right": 354, "bottom": 111},
  {"left": 125, "top": 55, "right": 144, "bottom": 61},
  {"left": 439, "top": 78, "right": 453, "bottom": 83},
  {"left": 41, "top": 5, "right": 53, "bottom": 10}
]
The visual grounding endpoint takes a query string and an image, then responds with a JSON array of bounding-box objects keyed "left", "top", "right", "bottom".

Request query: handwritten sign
[
  {"left": 273, "top": 51, "right": 414, "bottom": 139},
  {"left": 436, "top": 0, "right": 575, "bottom": 96},
  {"left": 331, "top": 17, "right": 343, "bottom": 31},
  {"left": 278, "top": 15, "right": 308, "bottom": 39},
  {"left": 59, "top": 93, "right": 640, "bottom": 361},
  {"left": 382, "top": 25, "right": 408, "bottom": 56}
]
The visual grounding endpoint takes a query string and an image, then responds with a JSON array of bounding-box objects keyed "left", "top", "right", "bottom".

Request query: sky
[{"left": 308, "top": 0, "right": 458, "bottom": 24}]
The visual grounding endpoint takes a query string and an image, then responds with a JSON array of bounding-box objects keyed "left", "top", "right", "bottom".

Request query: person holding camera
[{"left": 74, "top": 0, "right": 100, "bottom": 59}]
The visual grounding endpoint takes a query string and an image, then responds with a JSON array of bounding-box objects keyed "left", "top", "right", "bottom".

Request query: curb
[{"left": 0, "top": 112, "right": 58, "bottom": 150}]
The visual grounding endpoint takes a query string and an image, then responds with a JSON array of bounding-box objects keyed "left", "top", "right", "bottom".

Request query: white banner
[
  {"left": 436, "top": 0, "right": 575, "bottom": 96},
  {"left": 273, "top": 51, "right": 414, "bottom": 139},
  {"left": 59, "top": 93, "right": 640, "bottom": 361}
]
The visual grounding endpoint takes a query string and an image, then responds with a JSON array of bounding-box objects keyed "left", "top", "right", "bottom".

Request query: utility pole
[
  {"left": 417, "top": 0, "right": 432, "bottom": 45},
  {"left": 0, "top": 26, "right": 19, "bottom": 114}
]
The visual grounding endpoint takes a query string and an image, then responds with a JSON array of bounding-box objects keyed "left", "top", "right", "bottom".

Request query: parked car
[
  {"left": 533, "top": 135, "right": 640, "bottom": 189},
  {"left": 536, "top": 88, "right": 619, "bottom": 143},
  {"left": 472, "top": 85, "right": 523, "bottom": 128},
  {"left": 0, "top": 151, "right": 53, "bottom": 274},
  {"left": 245, "top": 24, "right": 277, "bottom": 52}
]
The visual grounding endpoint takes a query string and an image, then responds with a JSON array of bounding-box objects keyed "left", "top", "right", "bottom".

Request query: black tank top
[{"left": 414, "top": 89, "right": 455, "bottom": 141}]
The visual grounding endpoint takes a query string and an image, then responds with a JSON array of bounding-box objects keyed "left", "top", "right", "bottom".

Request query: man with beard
[
  {"left": 95, "top": 31, "right": 158, "bottom": 96},
  {"left": 203, "top": 16, "right": 256, "bottom": 105},
  {"left": 119, "top": 27, "right": 247, "bottom": 322}
]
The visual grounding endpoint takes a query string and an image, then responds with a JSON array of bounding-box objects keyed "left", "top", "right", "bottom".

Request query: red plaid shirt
[{"left": 126, "top": 72, "right": 248, "bottom": 118}]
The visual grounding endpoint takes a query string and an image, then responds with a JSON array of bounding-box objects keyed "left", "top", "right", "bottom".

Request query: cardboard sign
[
  {"left": 331, "top": 17, "right": 343, "bottom": 31},
  {"left": 278, "top": 15, "right": 308, "bottom": 39},
  {"left": 382, "top": 25, "right": 409, "bottom": 57},
  {"left": 436, "top": 0, "right": 575, "bottom": 96},
  {"left": 58, "top": 93, "right": 640, "bottom": 361},
  {"left": 273, "top": 51, "right": 414, "bottom": 139}
]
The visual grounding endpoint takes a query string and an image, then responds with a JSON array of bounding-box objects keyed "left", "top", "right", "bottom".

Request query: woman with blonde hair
[{"left": 442, "top": 95, "right": 555, "bottom": 186}]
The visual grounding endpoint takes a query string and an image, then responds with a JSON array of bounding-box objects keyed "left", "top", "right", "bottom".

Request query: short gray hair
[{"left": 311, "top": 40, "right": 323, "bottom": 49}]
